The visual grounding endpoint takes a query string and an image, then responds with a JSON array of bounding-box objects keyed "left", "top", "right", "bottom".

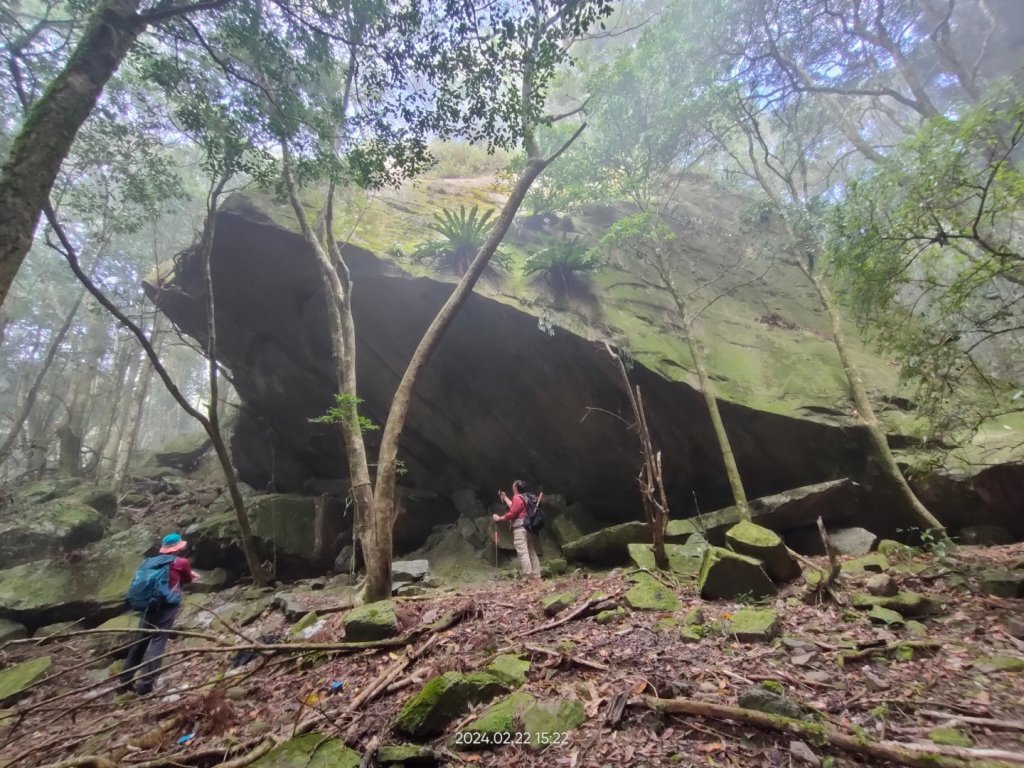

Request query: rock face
[
  {"left": 0, "top": 495, "right": 110, "bottom": 567},
  {"left": 145, "top": 203, "right": 896, "bottom": 527}
]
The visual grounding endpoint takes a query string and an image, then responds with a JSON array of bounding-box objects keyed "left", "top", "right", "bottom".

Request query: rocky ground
[{"left": 1, "top": 538, "right": 1022, "bottom": 768}]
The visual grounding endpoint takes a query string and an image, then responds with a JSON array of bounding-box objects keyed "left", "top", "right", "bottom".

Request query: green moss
[
  {"left": 251, "top": 733, "right": 359, "bottom": 768},
  {"left": 841, "top": 553, "right": 890, "bottom": 574},
  {"left": 0, "top": 656, "right": 51, "bottom": 705},
  {"left": 698, "top": 547, "right": 777, "bottom": 600},
  {"left": 679, "top": 625, "right": 704, "bottom": 642},
  {"left": 455, "top": 691, "right": 536, "bottom": 749},
  {"left": 291, "top": 612, "right": 319, "bottom": 635},
  {"left": 394, "top": 670, "right": 515, "bottom": 737},
  {"left": 519, "top": 699, "right": 586, "bottom": 751},
  {"left": 486, "top": 655, "right": 531, "bottom": 687},
  {"left": 540, "top": 591, "right": 578, "bottom": 617},
  {"left": 624, "top": 572, "right": 681, "bottom": 611},
  {"left": 974, "top": 655, "right": 1024, "bottom": 673},
  {"left": 868, "top": 605, "right": 904, "bottom": 626},
  {"left": 376, "top": 744, "right": 439, "bottom": 765},
  {"left": 594, "top": 607, "right": 627, "bottom": 624},
  {"left": 928, "top": 727, "right": 973, "bottom": 747},
  {"left": 627, "top": 538, "right": 707, "bottom": 578},
  {"left": 682, "top": 607, "right": 704, "bottom": 626},
  {"left": 719, "top": 608, "right": 780, "bottom": 642},
  {"left": 760, "top": 679, "right": 784, "bottom": 694},
  {"left": 343, "top": 601, "right": 398, "bottom": 641},
  {"left": 850, "top": 592, "right": 938, "bottom": 617}
]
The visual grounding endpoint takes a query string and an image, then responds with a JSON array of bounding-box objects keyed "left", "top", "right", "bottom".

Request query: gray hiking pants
[{"left": 120, "top": 604, "right": 179, "bottom": 693}]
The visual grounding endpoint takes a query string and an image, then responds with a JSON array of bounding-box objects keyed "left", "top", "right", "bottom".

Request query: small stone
[
  {"left": 189, "top": 567, "right": 230, "bottom": 594},
  {"left": 928, "top": 727, "right": 973, "bottom": 747},
  {"left": 978, "top": 570, "right": 1024, "bottom": 598},
  {"left": 392, "top": 560, "right": 430, "bottom": 584},
  {"left": 377, "top": 744, "right": 440, "bottom": 766},
  {"left": 519, "top": 698, "right": 586, "bottom": 751},
  {"left": 698, "top": 547, "right": 777, "bottom": 600},
  {"left": 679, "top": 625, "right": 704, "bottom": 643},
  {"left": 827, "top": 528, "right": 877, "bottom": 557},
  {"left": 851, "top": 592, "right": 939, "bottom": 617},
  {"left": 226, "top": 686, "right": 247, "bottom": 700},
  {"left": 594, "top": 607, "right": 627, "bottom": 624},
  {"left": 865, "top": 574, "right": 898, "bottom": 597},
  {"left": 724, "top": 522, "right": 800, "bottom": 583},
  {"left": 342, "top": 601, "right": 398, "bottom": 642},
  {"left": 682, "top": 607, "right": 705, "bottom": 626},
  {"left": 789, "top": 740, "right": 821, "bottom": 767},
  {"left": 540, "top": 591, "right": 578, "bottom": 617},
  {"left": 737, "top": 687, "right": 803, "bottom": 719},
  {"left": 841, "top": 553, "right": 889, "bottom": 574},
  {"left": 541, "top": 558, "right": 568, "bottom": 577},
  {"left": 1004, "top": 616, "right": 1024, "bottom": 640},
  {"left": 868, "top": 605, "right": 904, "bottom": 627},
  {"left": 719, "top": 608, "right": 780, "bottom": 642},
  {"left": 904, "top": 620, "right": 929, "bottom": 637},
  {"left": 974, "top": 655, "right": 1024, "bottom": 673}
]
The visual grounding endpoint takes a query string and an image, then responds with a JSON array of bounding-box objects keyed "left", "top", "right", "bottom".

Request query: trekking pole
[{"left": 493, "top": 522, "right": 499, "bottom": 569}]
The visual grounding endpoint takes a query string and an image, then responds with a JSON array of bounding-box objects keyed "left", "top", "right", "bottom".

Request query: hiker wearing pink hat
[{"left": 118, "top": 533, "right": 196, "bottom": 695}]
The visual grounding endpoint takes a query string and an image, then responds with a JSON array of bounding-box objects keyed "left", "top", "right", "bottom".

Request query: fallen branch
[
  {"left": 918, "top": 709, "right": 1024, "bottom": 732},
  {"left": 630, "top": 695, "right": 1017, "bottom": 768},
  {"left": 512, "top": 592, "right": 622, "bottom": 639},
  {"left": 523, "top": 643, "right": 610, "bottom": 671}
]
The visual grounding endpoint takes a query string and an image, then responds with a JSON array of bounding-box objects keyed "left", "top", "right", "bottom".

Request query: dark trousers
[{"left": 119, "top": 604, "right": 179, "bottom": 693}]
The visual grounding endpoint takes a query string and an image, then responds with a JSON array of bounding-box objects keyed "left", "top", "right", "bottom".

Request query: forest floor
[{"left": 1, "top": 541, "right": 1023, "bottom": 768}]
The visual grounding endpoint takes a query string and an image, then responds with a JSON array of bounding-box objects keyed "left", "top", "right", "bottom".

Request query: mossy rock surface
[
  {"left": 737, "top": 687, "right": 803, "bottom": 719},
  {"left": 877, "top": 539, "right": 914, "bottom": 560},
  {"left": 665, "top": 519, "right": 700, "bottom": 542},
  {"left": 841, "top": 553, "right": 889, "bottom": 574},
  {"left": 0, "top": 498, "right": 107, "bottom": 567},
  {"left": 291, "top": 611, "right": 320, "bottom": 635},
  {"left": 540, "top": 591, "right": 577, "bottom": 617},
  {"left": 486, "top": 654, "right": 530, "bottom": 687},
  {"left": 0, "top": 655, "right": 51, "bottom": 705},
  {"left": 343, "top": 600, "right": 398, "bottom": 641},
  {"left": 868, "top": 605, "right": 905, "bottom": 626},
  {"left": 718, "top": 608, "right": 780, "bottom": 642},
  {"left": 697, "top": 546, "right": 776, "bottom": 600},
  {"left": 626, "top": 537, "right": 707, "bottom": 578},
  {"left": 594, "top": 607, "right": 627, "bottom": 624},
  {"left": 724, "top": 522, "right": 800, "bottom": 583},
  {"left": 90, "top": 613, "right": 139, "bottom": 656},
  {"left": 624, "top": 572, "right": 681, "bottom": 611},
  {"left": 682, "top": 607, "right": 704, "bottom": 626},
  {"left": 978, "top": 570, "right": 1024, "bottom": 598},
  {"left": 519, "top": 698, "right": 586, "bottom": 750},
  {"left": 541, "top": 558, "right": 568, "bottom": 577},
  {"left": 0, "top": 618, "right": 27, "bottom": 644},
  {"left": 561, "top": 522, "right": 650, "bottom": 566},
  {"left": 394, "top": 670, "right": 515, "bottom": 737},
  {"left": 455, "top": 691, "right": 536, "bottom": 749},
  {"left": 974, "top": 655, "right": 1024, "bottom": 673},
  {"left": 851, "top": 592, "right": 939, "bottom": 618},
  {"left": 680, "top": 625, "right": 704, "bottom": 642},
  {"left": 251, "top": 733, "right": 359, "bottom": 768}
]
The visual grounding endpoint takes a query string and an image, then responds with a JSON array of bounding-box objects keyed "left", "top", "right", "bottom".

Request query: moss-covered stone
[
  {"left": 627, "top": 537, "right": 708, "bottom": 578},
  {"left": 719, "top": 608, "right": 780, "bottom": 641},
  {"left": 978, "top": 570, "right": 1024, "bottom": 598},
  {"left": 343, "top": 601, "right": 398, "bottom": 642},
  {"left": 291, "top": 611, "right": 320, "bottom": 635},
  {"left": 737, "top": 687, "right": 803, "bottom": 719},
  {"left": 0, "top": 498, "right": 107, "bottom": 567},
  {"left": 841, "top": 553, "right": 890, "bottom": 573},
  {"left": 594, "top": 607, "right": 627, "bottom": 624},
  {"left": 486, "top": 655, "right": 531, "bottom": 687},
  {"left": 541, "top": 558, "right": 568, "bottom": 577},
  {"left": 697, "top": 547, "right": 777, "bottom": 600},
  {"left": 561, "top": 522, "right": 650, "bottom": 566},
  {"left": 376, "top": 743, "right": 441, "bottom": 766},
  {"left": 868, "top": 605, "right": 904, "bottom": 626},
  {"left": 251, "top": 733, "right": 359, "bottom": 768},
  {"left": 724, "top": 522, "right": 800, "bottom": 583},
  {"left": 394, "top": 670, "right": 517, "bottom": 737},
  {"left": 540, "top": 591, "right": 577, "bottom": 617},
  {"left": 665, "top": 519, "right": 700, "bottom": 542},
  {"left": 851, "top": 592, "right": 939, "bottom": 618},
  {"left": 682, "top": 607, "right": 705, "bottom": 626},
  {"left": 455, "top": 691, "right": 536, "bottom": 749},
  {"left": 974, "top": 655, "right": 1024, "bottom": 673},
  {"left": 680, "top": 625, "right": 704, "bottom": 642},
  {"left": 904, "top": 620, "right": 928, "bottom": 637},
  {"left": 519, "top": 698, "right": 586, "bottom": 750},
  {"left": 928, "top": 727, "right": 973, "bottom": 747},
  {"left": 90, "top": 613, "right": 139, "bottom": 656},
  {"left": 0, "top": 655, "right": 51, "bottom": 705},
  {"left": 624, "top": 572, "right": 681, "bottom": 611}
]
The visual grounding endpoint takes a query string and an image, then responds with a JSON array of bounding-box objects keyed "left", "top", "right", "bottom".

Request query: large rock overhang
[{"left": 146, "top": 204, "right": 880, "bottom": 520}]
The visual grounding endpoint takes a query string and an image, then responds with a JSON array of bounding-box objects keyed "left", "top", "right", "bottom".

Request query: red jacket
[
  {"left": 168, "top": 557, "right": 196, "bottom": 592},
  {"left": 498, "top": 494, "right": 526, "bottom": 522}
]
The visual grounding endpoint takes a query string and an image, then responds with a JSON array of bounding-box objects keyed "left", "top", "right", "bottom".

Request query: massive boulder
[{"left": 0, "top": 496, "right": 107, "bottom": 567}]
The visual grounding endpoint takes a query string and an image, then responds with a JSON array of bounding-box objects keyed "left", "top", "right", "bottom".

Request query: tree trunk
[
  {"left": 58, "top": 302, "right": 107, "bottom": 477},
  {"left": 0, "top": 285, "right": 85, "bottom": 465},
  {"left": 113, "top": 312, "right": 162, "bottom": 489},
  {"left": 0, "top": 0, "right": 145, "bottom": 308},
  {"left": 807, "top": 268, "right": 946, "bottom": 534},
  {"left": 99, "top": 339, "right": 142, "bottom": 480},
  {"left": 92, "top": 331, "right": 134, "bottom": 480}
]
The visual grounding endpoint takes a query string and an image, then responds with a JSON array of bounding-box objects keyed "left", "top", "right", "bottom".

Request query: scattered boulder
[
  {"left": 719, "top": 608, "right": 780, "bottom": 642},
  {"left": 1005, "top": 616, "right": 1024, "bottom": 640},
  {"left": 291, "top": 611, "right": 320, "bottom": 636},
  {"left": 251, "top": 733, "right": 359, "bottom": 768},
  {"left": 627, "top": 536, "right": 708, "bottom": 578},
  {"left": 877, "top": 539, "right": 913, "bottom": 560},
  {"left": 32, "top": 621, "right": 76, "bottom": 639},
  {"left": 826, "top": 527, "right": 877, "bottom": 556},
  {"left": 75, "top": 488, "right": 118, "bottom": 518},
  {"left": 594, "top": 607, "right": 627, "bottom": 624},
  {"left": 698, "top": 547, "right": 777, "bottom": 601},
  {"left": 0, "top": 655, "right": 51, "bottom": 706},
  {"left": 90, "top": 613, "right": 139, "bottom": 657},
  {"left": 342, "top": 601, "right": 398, "bottom": 642},
  {"left": 153, "top": 432, "right": 212, "bottom": 471},
  {"left": 978, "top": 570, "right": 1024, "bottom": 598},
  {"left": 189, "top": 568, "right": 230, "bottom": 594},
  {"left": 394, "top": 655, "right": 529, "bottom": 737},
  {"left": 868, "top": 605, "right": 904, "bottom": 626},
  {"left": 851, "top": 592, "right": 939, "bottom": 618},
  {"left": 789, "top": 740, "right": 821, "bottom": 767},
  {"left": 955, "top": 525, "right": 1014, "bottom": 546},
  {"left": 455, "top": 691, "right": 536, "bottom": 749},
  {"left": 547, "top": 503, "right": 601, "bottom": 547},
  {"left": 737, "top": 686, "right": 804, "bottom": 719},
  {"left": 624, "top": 573, "right": 681, "bottom": 611},
  {"left": 0, "top": 498, "right": 107, "bottom": 567},
  {"left": 865, "top": 574, "right": 898, "bottom": 597},
  {"left": 724, "top": 521, "right": 800, "bottom": 583},
  {"left": 540, "top": 591, "right": 577, "bottom": 617},
  {"left": 393, "top": 560, "right": 430, "bottom": 584},
  {"left": 561, "top": 522, "right": 650, "bottom": 566},
  {"left": 519, "top": 698, "right": 586, "bottom": 750},
  {"left": 840, "top": 553, "right": 889, "bottom": 574},
  {"left": 456, "top": 516, "right": 484, "bottom": 548},
  {"left": 542, "top": 558, "right": 568, "bottom": 577},
  {"left": 376, "top": 744, "right": 441, "bottom": 766},
  {"left": 0, "top": 618, "right": 27, "bottom": 645},
  {"left": 975, "top": 655, "right": 1024, "bottom": 673}
]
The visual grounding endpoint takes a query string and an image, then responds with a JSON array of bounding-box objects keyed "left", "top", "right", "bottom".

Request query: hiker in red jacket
[
  {"left": 118, "top": 532, "right": 197, "bottom": 695},
  {"left": 492, "top": 480, "right": 541, "bottom": 579}
]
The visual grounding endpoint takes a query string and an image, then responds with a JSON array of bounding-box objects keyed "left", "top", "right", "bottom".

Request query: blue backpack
[{"left": 126, "top": 555, "right": 181, "bottom": 611}]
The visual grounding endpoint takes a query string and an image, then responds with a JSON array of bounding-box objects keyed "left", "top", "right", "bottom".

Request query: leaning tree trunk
[
  {"left": 808, "top": 269, "right": 946, "bottom": 534},
  {"left": 0, "top": 0, "right": 145, "bottom": 308},
  {"left": 113, "top": 313, "right": 162, "bottom": 489}
]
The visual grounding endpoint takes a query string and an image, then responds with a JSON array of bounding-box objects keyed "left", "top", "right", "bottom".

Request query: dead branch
[
  {"left": 523, "top": 643, "right": 610, "bottom": 671},
  {"left": 917, "top": 710, "right": 1024, "bottom": 732},
  {"left": 512, "top": 592, "right": 623, "bottom": 639},
  {"left": 630, "top": 695, "right": 1018, "bottom": 768}
]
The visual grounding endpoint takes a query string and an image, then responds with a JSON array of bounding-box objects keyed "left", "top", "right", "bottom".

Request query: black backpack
[{"left": 522, "top": 492, "right": 544, "bottom": 534}]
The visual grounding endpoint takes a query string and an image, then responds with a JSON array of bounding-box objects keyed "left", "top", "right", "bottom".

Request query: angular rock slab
[
  {"left": 698, "top": 547, "right": 777, "bottom": 600},
  {"left": 624, "top": 573, "right": 681, "bottom": 611},
  {"left": 725, "top": 521, "right": 800, "bottom": 583},
  {"left": 562, "top": 522, "right": 650, "bottom": 566},
  {"left": 627, "top": 536, "right": 708, "bottom": 578},
  {"left": 251, "top": 733, "right": 359, "bottom": 768},
  {"left": 978, "top": 570, "right": 1024, "bottom": 598},
  {"left": 0, "top": 655, "right": 51, "bottom": 706},
  {"left": 719, "top": 608, "right": 780, "bottom": 642},
  {"left": 342, "top": 600, "right": 398, "bottom": 642}
]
